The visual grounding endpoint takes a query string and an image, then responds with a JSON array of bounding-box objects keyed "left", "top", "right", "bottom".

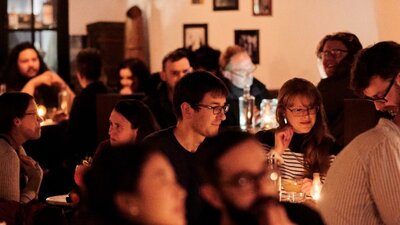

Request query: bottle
[
  {"left": 239, "top": 85, "right": 255, "bottom": 131},
  {"left": 266, "top": 154, "right": 281, "bottom": 193},
  {"left": 310, "top": 172, "right": 322, "bottom": 200}
]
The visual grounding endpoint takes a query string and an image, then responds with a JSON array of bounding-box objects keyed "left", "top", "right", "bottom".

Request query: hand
[
  {"left": 301, "top": 178, "right": 312, "bottom": 195},
  {"left": 19, "top": 154, "right": 42, "bottom": 178},
  {"left": 274, "top": 126, "right": 294, "bottom": 155},
  {"left": 74, "top": 164, "right": 90, "bottom": 188}
]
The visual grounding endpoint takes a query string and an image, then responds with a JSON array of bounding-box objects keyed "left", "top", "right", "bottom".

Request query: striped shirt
[{"left": 318, "top": 119, "right": 400, "bottom": 225}]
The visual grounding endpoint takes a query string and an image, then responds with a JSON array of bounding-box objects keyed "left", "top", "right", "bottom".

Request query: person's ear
[
  {"left": 13, "top": 118, "right": 22, "bottom": 127},
  {"left": 181, "top": 102, "right": 193, "bottom": 119},
  {"left": 222, "top": 70, "right": 232, "bottom": 80},
  {"left": 114, "top": 192, "right": 140, "bottom": 218},
  {"left": 200, "top": 184, "right": 224, "bottom": 210}
]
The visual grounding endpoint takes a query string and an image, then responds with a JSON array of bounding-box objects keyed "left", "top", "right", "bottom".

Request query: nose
[
  {"left": 176, "top": 183, "right": 187, "bottom": 200},
  {"left": 374, "top": 101, "right": 385, "bottom": 111},
  {"left": 217, "top": 110, "right": 227, "bottom": 121},
  {"left": 108, "top": 126, "right": 115, "bottom": 136}
]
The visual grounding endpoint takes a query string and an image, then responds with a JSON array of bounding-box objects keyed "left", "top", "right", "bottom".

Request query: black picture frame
[
  {"left": 234, "top": 30, "right": 260, "bottom": 64},
  {"left": 183, "top": 24, "right": 208, "bottom": 51},
  {"left": 213, "top": 0, "right": 239, "bottom": 11},
  {"left": 253, "top": 0, "right": 272, "bottom": 16}
]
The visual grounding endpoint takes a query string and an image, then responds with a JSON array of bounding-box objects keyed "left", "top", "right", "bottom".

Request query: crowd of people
[{"left": 1, "top": 31, "right": 400, "bottom": 225}]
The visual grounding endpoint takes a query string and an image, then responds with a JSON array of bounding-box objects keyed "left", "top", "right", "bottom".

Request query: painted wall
[{"left": 70, "top": 0, "right": 400, "bottom": 89}]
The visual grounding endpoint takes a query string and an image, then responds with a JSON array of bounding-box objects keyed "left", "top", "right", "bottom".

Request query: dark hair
[
  {"left": 351, "top": 41, "right": 400, "bottom": 96},
  {"left": 193, "top": 46, "right": 221, "bottom": 74},
  {"left": 76, "top": 48, "right": 102, "bottom": 81},
  {"left": 276, "top": 78, "right": 332, "bottom": 176},
  {"left": 76, "top": 144, "right": 160, "bottom": 225},
  {"left": 316, "top": 32, "right": 362, "bottom": 59},
  {"left": 118, "top": 58, "right": 151, "bottom": 93},
  {"left": 172, "top": 70, "right": 229, "bottom": 120},
  {"left": 113, "top": 99, "right": 160, "bottom": 142},
  {"left": 0, "top": 92, "right": 34, "bottom": 133},
  {"left": 197, "top": 130, "right": 256, "bottom": 186},
  {"left": 162, "top": 49, "right": 190, "bottom": 71},
  {"left": 1, "top": 42, "right": 48, "bottom": 90}
]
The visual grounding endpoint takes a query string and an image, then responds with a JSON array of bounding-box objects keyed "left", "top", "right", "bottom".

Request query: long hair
[
  {"left": 1, "top": 42, "right": 48, "bottom": 90},
  {"left": 0, "top": 92, "right": 34, "bottom": 134},
  {"left": 113, "top": 99, "right": 160, "bottom": 142},
  {"left": 276, "top": 78, "right": 333, "bottom": 176},
  {"left": 118, "top": 58, "right": 151, "bottom": 93}
]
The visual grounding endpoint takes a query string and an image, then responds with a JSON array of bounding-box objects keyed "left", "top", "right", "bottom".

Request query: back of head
[
  {"left": 114, "top": 99, "right": 160, "bottom": 142},
  {"left": 351, "top": 41, "right": 400, "bottom": 96},
  {"left": 2, "top": 42, "right": 48, "bottom": 89},
  {"left": 76, "top": 48, "right": 102, "bottom": 81},
  {"left": 220, "top": 45, "right": 247, "bottom": 71},
  {"left": 79, "top": 143, "right": 158, "bottom": 225},
  {"left": 0, "top": 92, "right": 33, "bottom": 134},
  {"left": 193, "top": 46, "right": 221, "bottom": 74},
  {"left": 172, "top": 70, "right": 228, "bottom": 120},
  {"left": 162, "top": 48, "right": 191, "bottom": 71},
  {"left": 197, "top": 130, "right": 255, "bottom": 186}
]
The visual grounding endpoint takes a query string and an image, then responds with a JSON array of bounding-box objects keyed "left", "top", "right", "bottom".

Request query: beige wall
[{"left": 70, "top": 0, "right": 400, "bottom": 89}]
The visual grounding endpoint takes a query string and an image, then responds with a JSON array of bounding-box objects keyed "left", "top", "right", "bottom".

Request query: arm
[
  {"left": 0, "top": 145, "right": 21, "bottom": 202},
  {"left": 18, "top": 151, "right": 43, "bottom": 203}
]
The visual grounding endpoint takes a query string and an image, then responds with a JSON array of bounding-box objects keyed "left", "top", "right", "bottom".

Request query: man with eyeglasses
[
  {"left": 145, "top": 48, "right": 193, "bottom": 129},
  {"left": 0, "top": 92, "right": 43, "bottom": 203},
  {"left": 197, "top": 130, "right": 325, "bottom": 225},
  {"left": 219, "top": 45, "right": 270, "bottom": 128},
  {"left": 316, "top": 32, "right": 363, "bottom": 152},
  {"left": 318, "top": 41, "right": 400, "bottom": 225},
  {"left": 144, "top": 71, "right": 229, "bottom": 225}
]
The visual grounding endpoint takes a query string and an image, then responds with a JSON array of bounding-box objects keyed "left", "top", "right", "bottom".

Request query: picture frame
[
  {"left": 213, "top": 0, "right": 239, "bottom": 11},
  {"left": 234, "top": 30, "right": 260, "bottom": 64},
  {"left": 253, "top": 0, "right": 272, "bottom": 16},
  {"left": 183, "top": 24, "right": 208, "bottom": 51}
]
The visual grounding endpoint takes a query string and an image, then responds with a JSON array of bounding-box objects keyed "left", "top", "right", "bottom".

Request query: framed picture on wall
[
  {"left": 213, "top": 0, "right": 239, "bottom": 11},
  {"left": 234, "top": 30, "right": 260, "bottom": 64},
  {"left": 183, "top": 24, "right": 208, "bottom": 51},
  {"left": 253, "top": 0, "right": 272, "bottom": 16}
]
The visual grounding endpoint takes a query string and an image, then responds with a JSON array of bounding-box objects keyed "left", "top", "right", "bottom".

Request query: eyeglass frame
[
  {"left": 286, "top": 106, "right": 320, "bottom": 117},
  {"left": 320, "top": 49, "right": 348, "bottom": 58},
  {"left": 364, "top": 75, "right": 396, "bottom": 103},
  {"left": 194, "top": 103, "right": 230, "bottom": 115},
  {"left": 229, "top": 64, "right": 257, "bottom": 77},
  {"left": 220, "top": 168, "right": 274, "bottom": 192},
  {"left": 23, "top": 112, "right": 43, "bottom": 120}
]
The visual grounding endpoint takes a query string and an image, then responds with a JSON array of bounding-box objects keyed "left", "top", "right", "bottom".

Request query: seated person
[
  {"left": 1, "top": 42, "right": 75, "bottom": 110},
  {"left": 219, "top": 45, "right": 270, "bottom": 127},
  {"left": 145, "top": 48, "right": 192, "bottom": 129},
  {"left": 0, "top": 92, "right": 43, "bottom": 203},
  {"left": 73, "top": 144, "right": 186, "bottom": 225},
  {"left": 118, "top": 58, "right": 151, "bottom": 95},
  {"left": 197, "top": 130, "right": 325, "bottom": 225},
  {"left": 256, "top": 78, "right": 339, "bottom": 195}
]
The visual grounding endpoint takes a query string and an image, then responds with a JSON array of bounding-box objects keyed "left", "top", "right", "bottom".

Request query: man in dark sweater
[{"left": 144, "top": 71, "right": 229, "bottom": 225}]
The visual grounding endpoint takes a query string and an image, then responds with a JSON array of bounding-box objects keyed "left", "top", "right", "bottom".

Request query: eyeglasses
[
  {"left": 24, "top": 112, "right": 42, "bottom": 120},
  {"left": 321, "top": 49, "right": 348, "bottom": 58},
  {"left": 230, "top": 65, "right": 257, "bottom": 77},
  {"left": 194, "top": 104, "right": 230, "bottom": 115},
  {"left": 286, "top": 106, "right": 319, "bottom": 117},
  {"left": 364, "top": 76, "right": 396, "bottom": 103},
  {"left": 221, "top": 169, "right": 274, "bottom": 192}
]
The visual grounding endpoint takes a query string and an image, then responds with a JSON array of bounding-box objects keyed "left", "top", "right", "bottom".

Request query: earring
[{"left": 283, "top": 117, "right": 288, "bottom": 125}]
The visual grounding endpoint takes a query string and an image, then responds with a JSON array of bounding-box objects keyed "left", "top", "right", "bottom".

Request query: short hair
[
  {"left": 80, "top": 144, "right": 160, "bottom": 224},
  {"left": 113, "top": 99, "right": 160, "bottom": 142},
  {"left": 219, "top": 45, "right": 247, "bottom": 71},
  {"left": 197, "top": 130, "right": 256, "bottom": 186},
  {"left": 118, "top": 58, "right": 151, "bottom": 92},
  {"left": 1, "top": 42, "right": 48, "bottom": 90},
  {"left": 162, "top": 48, "right": 190, "bottom": 71},
  {"left": 172, "top": 70, "right": 229, "bottom": 120},
  {"left": 0, "top": 92, "right": 34, "bottom": 133},
  {"left": 193, "top": 46, "right": 221, "bottom": 73},
  {"left": 316, "top": 32, "right": 362, "bottom": 59},
  {"left": 76, "top": 48, "right": 102, "bottom": 81},
  {"left": 351, "top": 41, "right": 400, "bottom": 96}
]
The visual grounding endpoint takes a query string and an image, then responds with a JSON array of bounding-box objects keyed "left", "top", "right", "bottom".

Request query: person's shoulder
[
  {"left": 282, "top": 202, "right": 326, "bottom": 225},
  {"left": 143, "top": 127, "right": 174, "bottom": 143}
]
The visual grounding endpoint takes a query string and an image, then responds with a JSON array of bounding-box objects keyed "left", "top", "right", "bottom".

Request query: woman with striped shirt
[{"left": 256, "top": 78, "right": 339, "bottom": 195}]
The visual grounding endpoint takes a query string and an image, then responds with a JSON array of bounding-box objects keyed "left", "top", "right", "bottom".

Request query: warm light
[
  {"left": 310, "top": 182, "right": 322, "bottom": 201},
  {"left": 37, "top": 105, "right": 47, "bottom": 117}
]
